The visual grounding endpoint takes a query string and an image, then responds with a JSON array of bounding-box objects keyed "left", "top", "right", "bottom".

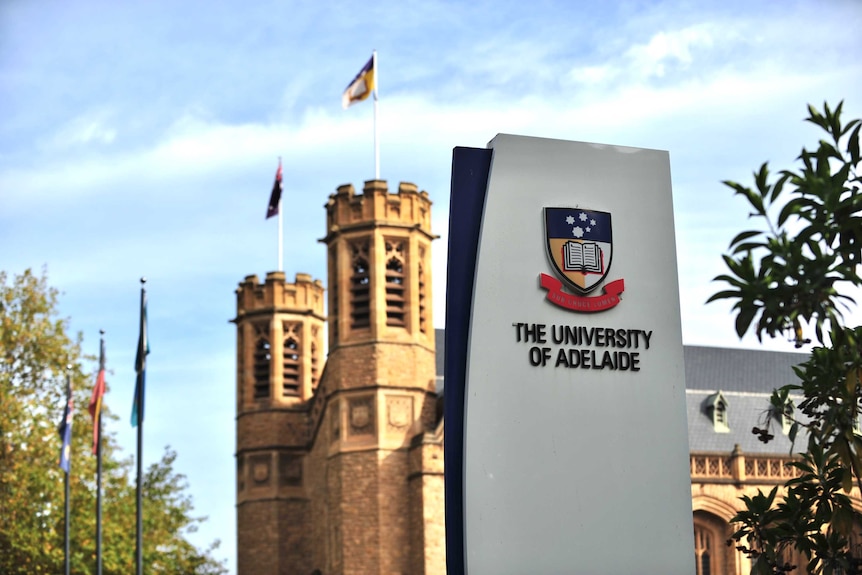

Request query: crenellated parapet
[
  {"left": 322, "top": 180, "right": 434, "bottom": 241},
  {"left": 236, "top": 271, "right": 325, "bottom": 320},
  {"left": 234, "top": 271, "right": 326, "bottom": 406}
]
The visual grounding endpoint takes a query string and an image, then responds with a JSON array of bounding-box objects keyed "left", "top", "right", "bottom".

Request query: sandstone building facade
[
  {"left": 234, "top": 181, "right": 443, "bottom": 575},
  {"left": 234, "top": 179, "right": 856, "bottom": 575}
]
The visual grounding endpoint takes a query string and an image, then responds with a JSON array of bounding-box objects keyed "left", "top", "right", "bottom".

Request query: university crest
[{"left": 540, "top": 207, "right": 625, "bottom": 312}]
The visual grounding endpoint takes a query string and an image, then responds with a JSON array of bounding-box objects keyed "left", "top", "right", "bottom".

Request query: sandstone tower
[
  {"left": 234, "top": 271, "right": 325, "bottom": 573},
  {"left": 234, "top": 180, "right": 444, "bottom": 575}
]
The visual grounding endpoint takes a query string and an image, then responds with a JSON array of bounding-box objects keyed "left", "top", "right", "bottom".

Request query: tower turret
[
  {"left": 233, "top": 180, "right": 443, "bottom": 575},
  {"left": 321, "top": 179, "right": 435, "bottom": 387},
  {"left": 233, "top": 271, "right": 325, "bottom": 574},
  {"left": 309, "top": 180, "right": 438, "bottom": 574}
]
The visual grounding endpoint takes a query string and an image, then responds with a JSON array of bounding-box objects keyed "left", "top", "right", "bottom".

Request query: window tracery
[
  {"left": 253, "top": 324, "right": 271, "bottom": 399},
  {"left": 349, "top": 240, "right": 370, "bottom": 329},
  {"left": 282, "top": 323, "right": 300, "bottom": 396},
  {"left": 385, "top": 239, "right": 406, "bottom": 327},
  {"left": 694, "top": 524, "right": 713, "bottom": 575}
]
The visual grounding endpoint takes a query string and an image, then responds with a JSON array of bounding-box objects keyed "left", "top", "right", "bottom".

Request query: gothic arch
[
  {"left": 692, "top": 493, "right": 739, "bottom": 522},
  {"left": 693, "top": 508, "right": 736, "bottom": 575}
]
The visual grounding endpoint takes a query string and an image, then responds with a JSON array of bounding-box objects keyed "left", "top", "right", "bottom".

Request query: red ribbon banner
[{"left": 539, "top": 274, "right": 625, "bottom": 312}]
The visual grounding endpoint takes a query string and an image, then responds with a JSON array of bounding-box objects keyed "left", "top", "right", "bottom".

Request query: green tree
[
  {"left": 709, "top": 102, "right": 862, "bottom": 574},
  {"left": 0, "top": 268, "right": 226, "bottom": 574}
]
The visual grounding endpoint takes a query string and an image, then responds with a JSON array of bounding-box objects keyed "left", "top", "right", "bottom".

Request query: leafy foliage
[
  {"left": 0, "top": 269, "right": 226, "bottom": 574},
  {"left": 709, "top": 102, "right": 861, "bottom": 347},
  {"left": 710, "top": 102, "right": 862, "bottom": 574}
]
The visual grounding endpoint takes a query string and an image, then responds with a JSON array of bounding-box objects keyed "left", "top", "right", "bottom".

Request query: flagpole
[
  {"left": 373, "top": 49, "right": 379, "bottom": 180},
  {"left": 64, "top": 366, "right": 71, "bottom": 575},
  {"left": 135, "top": 278, "right": 146, "bottom": 575},
  {"left": 95, "top": 331, "right": 104, "bottom": 575},
  {"left": 277, "top": 156, "right": 283, "bottom": 272}
]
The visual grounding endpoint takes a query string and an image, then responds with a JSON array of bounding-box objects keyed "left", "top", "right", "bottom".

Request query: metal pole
[
  {"left": 373, "top": 49, "right": 379, "bottom": 180},
  {"left": 64, "top": 368, "right": 71, "bottom": 575},
  {"left": 278, "top": 157, "right": 283, "bottom": 272},
  {"left": 135, "top": 279, "right": 146, "bottom": 575},
  {"left": 135, "top": 398, "right": 143, "bottom": 575},
  {"left": 95, "top": 411, "right": 103, "bottom": 575},
  {"left": 95, "top": 331, "right": 104, "bottom": 575}
]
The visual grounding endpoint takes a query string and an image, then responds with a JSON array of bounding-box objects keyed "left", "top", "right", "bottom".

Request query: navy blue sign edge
[{"left": 444, "top": 146, "right": 493, "bottom": 575}]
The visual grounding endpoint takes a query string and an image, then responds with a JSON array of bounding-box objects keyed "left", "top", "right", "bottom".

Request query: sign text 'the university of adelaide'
[{"left": 513, "top": 322, "right": 654, "bottom": 370}]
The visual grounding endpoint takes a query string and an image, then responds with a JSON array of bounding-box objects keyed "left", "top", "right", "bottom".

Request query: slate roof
[
  {"left": 435, "top": 329, "right": 813, "bottom": 454},
  {"left": 686, "top": 390, "right": 804, "bottom": 454},
  {"left": 683, "top": 345, "right": 808, "bottom": 394},
  {"left": 683, "top": 346, "right": 809, "bottom": 453}
]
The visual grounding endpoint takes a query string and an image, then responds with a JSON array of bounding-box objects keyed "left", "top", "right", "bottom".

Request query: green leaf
[
  {"left": 848, "top": 122, "right": 860, "bottom": 166},
  {"left": 777, "top": 198, "right": 805, "bottom": 227},
  {"left": 732, "top": 241, "right": 768, "bottom": 255},
  {"left": 769, "top": 172, "right": 790, "bottom": 203},
  {"left": 729, "top": 230, "right": 764, "bottom": 247},
  {"left": 735, "top": 306, "right": 757, "bottom": 338},
  {"left": 706, "top": 290, "right": 741, "bottom": 303},
  {"left": 806, "top": 103, "right": 826, "bottom": 129},
  {"left": 789, "top": 421, "right": 799, "bottom": 447}
]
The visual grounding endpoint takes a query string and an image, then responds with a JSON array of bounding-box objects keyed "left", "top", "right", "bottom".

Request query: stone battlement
[
  {"left": 324, "top": 180, "right": 433, "bottom": 238},
  {"left": 235, "top": 271, "right": 325, "bottom": 318}
]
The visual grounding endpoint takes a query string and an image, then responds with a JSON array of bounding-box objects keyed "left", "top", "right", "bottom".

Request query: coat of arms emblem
[
  {"left": 544, "top": 207, "right": 613, "bottom": 294},
  {"left": 540, "top": 207, "right": 625, "bottom": 312}
]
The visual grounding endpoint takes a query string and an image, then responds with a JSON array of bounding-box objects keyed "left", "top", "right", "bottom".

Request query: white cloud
[
  {"left": 625, "top": 24, "right": 718, "bottom": 79},
  {"left": 571, "top": 65, "right": 613, "bottom": 86},
  {"left": 47, "top": 112, "right": 118, "bottom": 148}
]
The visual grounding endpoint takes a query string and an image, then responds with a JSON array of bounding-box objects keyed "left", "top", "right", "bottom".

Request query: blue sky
[{"left": 2, "top": 0, "right": 861, "bottom": 572}]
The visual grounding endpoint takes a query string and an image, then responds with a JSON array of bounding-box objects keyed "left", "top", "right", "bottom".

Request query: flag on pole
[
  {"left": 131, "top": 289, "right": 149, "bottom": 427},
  {"left": 342, "top": 55, "right": 375, "bottom": 108},
  {"left": 88, "top": 336, "right": 106, "bottom": 454},
  {"left": 132, "top": 281, "right": 148, "bottom": 575},
  {"left": 266, "top": 160, "right": 283, "bottom": 219},
  {"left": 58, "top": 374, "right": 74, "bottom": 472}
]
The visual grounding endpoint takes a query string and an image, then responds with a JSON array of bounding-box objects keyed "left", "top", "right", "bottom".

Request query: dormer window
[
  {"left": 704, "top": 391, "right": 729, "bottom": 433},
  {"left": 715, "top": 402, "right": 728, "bottom": 430}
]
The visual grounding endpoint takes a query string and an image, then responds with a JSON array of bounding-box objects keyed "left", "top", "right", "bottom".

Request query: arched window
[
  {"left": 694, "top": 524, "right": 713, "bottom": 575},
  {"left": 253, "top": 337, "right": 271, "bottom": 399},
  {"left": 350, "top": 256, "right": 370, "bottom": 329},
  {"left": 385, "top": 257, "right": 406, "bottom": 326},
  {"left": 693, "top": 510, "right": 731, "bottom": 575},
  {"left": 282, "top": 336, "right": 300, "bottom": 396},
  {"left": 384, "top": 239, "right": 407, "bottom": 327}
]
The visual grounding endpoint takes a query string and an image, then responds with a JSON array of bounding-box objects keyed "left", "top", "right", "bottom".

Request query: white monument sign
[{"left": 445, "top": 134, "right": 695, "bottom": 574}]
